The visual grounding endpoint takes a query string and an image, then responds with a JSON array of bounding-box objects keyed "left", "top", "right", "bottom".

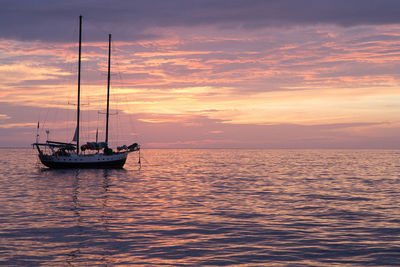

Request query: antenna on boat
[
  {"left": 45, "top": 129, "right": 50, "bottom": 141},
  {"left": 76, "top": 15, "right": 82, "bottom": 154},
  {"left": 105, "top": 33, "right": 111, "bottom": 145},
  {"left": 138, "top": 149, "right": 141, "bottom": 169},
  {"left": 36, "top": 121, "right": 40, "bottom": 143}
]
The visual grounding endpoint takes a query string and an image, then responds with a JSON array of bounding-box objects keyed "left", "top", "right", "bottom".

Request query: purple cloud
[{"left": 1, "top": 0, "right": 400, "bottom": 42}]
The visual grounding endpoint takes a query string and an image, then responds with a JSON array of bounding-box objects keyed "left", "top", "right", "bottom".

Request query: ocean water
[{"left": 1, "top": 148, "right": 400, "bottom": 266}]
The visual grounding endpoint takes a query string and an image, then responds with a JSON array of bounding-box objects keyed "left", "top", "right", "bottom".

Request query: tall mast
[
  {"left": 105, "top": 33, "right": 111, "bottom": 144},
  {"left": 76, "top": 15, "right": 82, "bottom": 154}
]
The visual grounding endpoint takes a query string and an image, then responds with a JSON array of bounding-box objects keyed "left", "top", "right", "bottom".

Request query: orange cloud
[{"left": 2, "top": 23, "right": 400, "bottom": 148}]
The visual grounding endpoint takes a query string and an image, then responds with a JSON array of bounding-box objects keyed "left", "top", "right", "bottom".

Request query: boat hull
[{"left": 38, "top": 153, "right": 128, "bottom": 169}]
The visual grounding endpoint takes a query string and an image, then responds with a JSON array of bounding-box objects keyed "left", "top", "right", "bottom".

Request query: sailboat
[{"left": 33, "top": 16, "right": 140, "bottom": 169}]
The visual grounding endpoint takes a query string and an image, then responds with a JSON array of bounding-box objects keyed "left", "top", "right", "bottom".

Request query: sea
[{"left": 1, "top": 148, "right": 400, "bottom": 266}]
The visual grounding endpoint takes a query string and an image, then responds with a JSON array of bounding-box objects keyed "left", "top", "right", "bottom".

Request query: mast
[
  {"left": 76, "top": 15, "right": 82, "bottom": 154},
  {"left": 105, "top": 33, "right": 111, "bottom": 144}
]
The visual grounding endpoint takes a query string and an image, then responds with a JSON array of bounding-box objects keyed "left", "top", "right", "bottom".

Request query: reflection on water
[{"left": 1, "top": 149, "right": 400, "bottom": 265}]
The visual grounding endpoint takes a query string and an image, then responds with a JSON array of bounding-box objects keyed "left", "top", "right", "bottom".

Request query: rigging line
[
  {"left": 64, "top": 19, "right": 80, "bottom": 144},
  {"left": 41, "top": 17, "right": 79, "bottom": 144},
  {"left": 113, "top": 55, "right": 142, "bottom": 146},
  {"left": 113, "top": 64, "right": 125, "bottom": 146},
  {"left": 96, "top": 109, "right": 100, "bottom": 141},
  {"left": 114, "top": 42, "right": 122, "bottom": 146},
  {"left": 111, "top": 38, "right": 119, "bottom": 146},
  {"left": 85, "top": 16, "right": 109, "bottom": 37}
]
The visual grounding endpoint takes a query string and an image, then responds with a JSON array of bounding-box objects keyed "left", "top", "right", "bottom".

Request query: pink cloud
[{"left": 2, "top": 19, "right": 400, "bottom": 148}]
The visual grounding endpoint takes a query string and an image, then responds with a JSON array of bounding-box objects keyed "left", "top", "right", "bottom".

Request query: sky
[{"left": 1, "top": 0, "right": 400, "bottom": 148}]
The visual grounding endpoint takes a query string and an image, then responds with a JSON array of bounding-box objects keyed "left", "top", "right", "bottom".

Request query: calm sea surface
[{"left": 1, "top": 148, "right": 400, "bottom": 266}]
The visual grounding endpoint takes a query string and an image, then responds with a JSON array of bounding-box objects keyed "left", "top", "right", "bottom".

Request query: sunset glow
[{"left": 1, "top": 1, "right": 400, "bottom": 148}]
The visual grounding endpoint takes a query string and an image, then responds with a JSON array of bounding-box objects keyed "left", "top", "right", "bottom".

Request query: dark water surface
[{"left": 1, "top": 149, "right": 400, "bottom": 266}]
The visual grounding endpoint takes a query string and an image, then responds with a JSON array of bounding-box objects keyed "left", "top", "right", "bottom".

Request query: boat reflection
[{"left": 55, "top": 169, "right": 118, "bottom": 266}]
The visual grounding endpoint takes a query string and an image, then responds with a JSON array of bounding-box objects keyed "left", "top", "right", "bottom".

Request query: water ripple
[{"left": 1, "top": 149, "right": 400, "bottom": 265}]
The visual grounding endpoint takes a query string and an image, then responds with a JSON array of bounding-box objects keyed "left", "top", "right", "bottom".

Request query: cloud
[
  {"left": 2, "top": 0, "right": 400, "bottom": 42},
  {"left": 1, "top": 100, "right": 400, "bottom": 149},
  {"left": 135, "top": 113, "right": 400, "bottom": 149},
  {"left": 2, "top": 23, "right": 400, "bottom": 127},
  {"left": 0, "top": 114, "right": 11, "bottom": 120},
  {"left": 2, "top": 1, "right": 400, "bottom": 148}
]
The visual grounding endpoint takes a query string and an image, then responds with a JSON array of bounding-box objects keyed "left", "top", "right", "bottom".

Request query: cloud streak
[
  {"left": 2, "top": 1, "right": 400, "bottom": 148},
  {"left": 2, "top": 0, "right": 400, "bottom": 42}
]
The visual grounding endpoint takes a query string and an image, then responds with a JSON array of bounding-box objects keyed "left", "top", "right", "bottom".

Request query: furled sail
[{"left": 72, "top": 126, "right": 78, "bottom": 142}]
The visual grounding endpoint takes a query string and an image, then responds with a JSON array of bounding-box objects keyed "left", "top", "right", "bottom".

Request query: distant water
[{"left": 1, "top": 148, "right": 400, "bottom": 266}]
